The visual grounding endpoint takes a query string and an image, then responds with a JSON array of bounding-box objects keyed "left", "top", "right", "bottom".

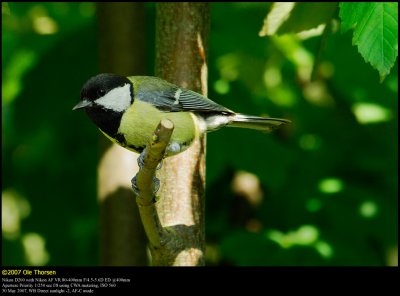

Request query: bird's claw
[
  {"left": 137, "top": 151, "right": 146, "bottom": 170},
  {"left": 131, "top": 175, "right": 161, "bottom": 196},
  {"left": 134, "top": 149, "right": 162, "bottom": 196},
  {"left": 131, "top": 175, "right": 140, "bottom": 196},
  {"left": 152, "top": 176, "right": 160, "bottom": 194}
]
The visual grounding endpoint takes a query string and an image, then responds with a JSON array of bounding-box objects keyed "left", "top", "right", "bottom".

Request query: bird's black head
[
  {"left": 73, "top": 73, "right": 134, "bottom": 140},
  {"left": 73, "top": 73, "right": 133, "bottom": 111}
]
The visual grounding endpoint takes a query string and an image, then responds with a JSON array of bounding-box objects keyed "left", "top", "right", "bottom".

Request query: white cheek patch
[{"left": 95, "top": 83, "right": 131, "bottom": 112}]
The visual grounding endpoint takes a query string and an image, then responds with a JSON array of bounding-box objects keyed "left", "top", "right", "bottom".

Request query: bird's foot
[
  {"left": 152, "top": 176, "right": 160, "bottom": 194},
  {"left": 131, "top": 175, "right": 139, "bottom": 196},
  {"left": 131, "top": 175, "right": 161, "bottom": 196},
  {"left": 137, "top": 150, "right": 146, "bottom": 170},
  {"left": 137, "top": 149, "right": 163, "bottom": 170}
]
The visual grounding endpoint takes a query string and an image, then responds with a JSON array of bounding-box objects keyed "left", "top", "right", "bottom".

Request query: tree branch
[
  {"left": 153, "top": 2, "right": 209, "bottom": 266},
  {"left": 131, "top": 2, "right": 209, "bottom": 266},
  {"left": 135, "top": 119, "right": 174, "bottom": 248}
]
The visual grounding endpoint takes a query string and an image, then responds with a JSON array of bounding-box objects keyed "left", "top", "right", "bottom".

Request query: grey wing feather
[{"left": 135, "top": 76, "right": 233, "bottom": 114}]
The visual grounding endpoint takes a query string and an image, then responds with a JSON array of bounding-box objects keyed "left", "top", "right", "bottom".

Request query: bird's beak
[{"left": 72, "top": 99, "right": 92, "bottom": 110}]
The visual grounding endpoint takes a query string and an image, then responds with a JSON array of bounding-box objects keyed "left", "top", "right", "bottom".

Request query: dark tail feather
[{"left": 228, "top": 114, "right": 291, "bottom": 132}]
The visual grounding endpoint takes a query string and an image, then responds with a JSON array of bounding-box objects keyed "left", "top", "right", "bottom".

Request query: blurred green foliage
[{"left": 2, "top": 2, "right": 398, "bottom": 266}]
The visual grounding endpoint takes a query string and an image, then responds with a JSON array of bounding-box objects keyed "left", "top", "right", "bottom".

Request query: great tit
[{"left": 73, "top": 74, "right": 290, "bottom": 157}]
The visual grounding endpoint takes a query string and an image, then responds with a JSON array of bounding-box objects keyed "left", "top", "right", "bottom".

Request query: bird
[{"left": 73, "top": 73, "right": 291, "bottom": 159}]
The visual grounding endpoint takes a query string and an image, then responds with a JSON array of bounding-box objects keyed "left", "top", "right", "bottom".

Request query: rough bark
[
  {"left": 96, "top": 2, "right": 148, "bottom": 266},
  {"left": 151, "top": 2, "right": 210, "bottom": 266}
]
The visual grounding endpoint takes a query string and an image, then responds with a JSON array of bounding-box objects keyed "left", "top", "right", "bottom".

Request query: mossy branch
[{"left": 134, "top": 119, "right": 174, "bottom": 248}]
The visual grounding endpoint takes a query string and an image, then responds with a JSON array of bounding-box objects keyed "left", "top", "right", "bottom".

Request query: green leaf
[
  {"left": 339, "top": 2, "right": 369, "bottom": 32},
  {"left": 259, "top": 2, "right": 338, "bottom": 36},
  {"left": 339, "top": 2, "right": 398, "bottom": 80}
]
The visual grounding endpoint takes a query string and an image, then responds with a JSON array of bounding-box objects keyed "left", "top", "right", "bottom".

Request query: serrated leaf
[
  {"left": 259, "top": 2, "right": 338, "bottom": 37},
  {"left": 339, "top": 2, "right": 398, "bottom": 80}
]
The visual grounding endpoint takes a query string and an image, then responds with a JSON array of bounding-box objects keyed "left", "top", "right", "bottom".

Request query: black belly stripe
[
  {"left": 115, "top": 132, "right": 145, "bottom": 153},
  {"left": 115, "top": 133, "right": 127, "bottom": 146},
  {"left": 128, "top": 144, "right": 146, "bottom": 153}
]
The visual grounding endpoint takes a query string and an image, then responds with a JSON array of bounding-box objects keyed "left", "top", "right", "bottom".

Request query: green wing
[{"left": 130, "top": 76, "right": 234, "bottom": 114}]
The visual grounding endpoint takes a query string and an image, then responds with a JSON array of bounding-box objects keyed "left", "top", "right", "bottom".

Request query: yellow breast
[{"left": 117, "top": 100, "right": 199, "bottom": 156}]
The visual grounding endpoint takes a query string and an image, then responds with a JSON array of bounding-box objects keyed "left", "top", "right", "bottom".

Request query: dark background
[{"left": 2, "top": 2, "right": 398, "bottom": 266}]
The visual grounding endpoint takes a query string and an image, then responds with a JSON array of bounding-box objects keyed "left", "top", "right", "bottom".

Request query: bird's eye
[{"left": 98, "top": 89, "right": 106, "bottom": 96}]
